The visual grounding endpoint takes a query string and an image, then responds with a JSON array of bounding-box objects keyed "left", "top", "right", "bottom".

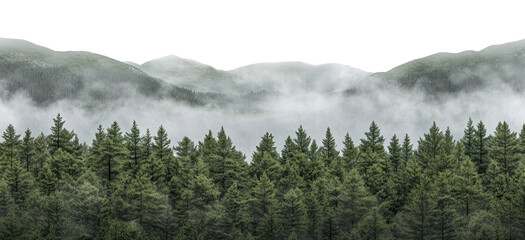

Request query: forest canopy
[{"left": 0, "top": 114, "right": 524, "bottom": 239}]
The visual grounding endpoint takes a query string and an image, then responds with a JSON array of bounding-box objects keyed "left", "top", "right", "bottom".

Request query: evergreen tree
[
  {"left": 250, "top": 173, "right": 278, "bottom": 238},
  {"left": 20, "top": 129, "right": 34, "bottom": 172},
  {"left": 462, "top": 117, "right": 475, "bottom": 160},
  {"left": 388, "top": 134, "right": 402, "bottom": 172},
  {"left": 293, "top": 126, "right": 311, "bottom": 155},
  {"left": 280, "top": 136, "right": 296, "bottom": 166},
  {"left": 473, "top": 121, "right": 489, "bottom": 174},
  {"left": 401, "top": 134, "right": 413, "bottom": 163},
  {"left": 1, "top": 124, "right": 20, "bottom": 169},
  {"left": 216, "top": 182, "right": 248, "bottom": 239},
  {"left": 339, "top": 169, "right": 377, "bottom": 235},
  {"left": 100, "top": 122, "right": 127, "bottom": 183},
  {"left": 33, "top": 133, "right": 50, "bottom": 176},
  {"left": 341, "top": 132, "right": 358, "bottom": 170},
  {"left": 48, "top": 113, "right": 72, "bottom": 155},
  {"left": 399, "top": 175, "right": 438, "bottom": 240},
  {"left": 320, "top": 127, "right": 339, "bottom": 167},
  {"left": 415, "top": 122, "right": 444, "bottom": 172},
  {"left": 125, "top": 120, "right": 142, "bottom": 170},
  {"left": 360, "top": 121, "right": 385, "bottom": 154},
  {"left": 280, "top": 188, "right": 307, "bottom": 239},
  {"left": 141, "top": 128, "right": 153, "bottom": 161},
  {"left": 434, "top": 172, "right": 460, "bottom": 240},
  {"left": 351, "top": 207, "right": 391, "bottom": 240},
  {"left": 491, "top": 121, "right": 519, "bottom": 177},
  {"left": 251, "top": 133, "right": 280, "bottom": 180}
]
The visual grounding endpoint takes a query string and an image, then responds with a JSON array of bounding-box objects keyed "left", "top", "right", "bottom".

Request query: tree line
[{"left": 0, "top": 114, "right": 524, "bottom": 239}]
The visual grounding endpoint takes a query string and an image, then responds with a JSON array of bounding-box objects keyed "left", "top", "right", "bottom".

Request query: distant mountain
[
  {"left": 231, "top": 62, "right": 370, "bottom": 94},
  {"left": 362, "top": 39, "right": 525, "bottom": 95},
  {"left": 139, "top": 55, "right": 249, "bottom": 94},
  {"left": 0, "top": 38, "right": 213, "bottom": 107},
  {"left": 138, "top": 57, "right": 370, "bottom": 94}
]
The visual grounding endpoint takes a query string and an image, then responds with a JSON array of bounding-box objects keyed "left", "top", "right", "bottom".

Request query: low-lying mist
[{"left": 2, "top": 83, "right": 525, "bottom": 158}]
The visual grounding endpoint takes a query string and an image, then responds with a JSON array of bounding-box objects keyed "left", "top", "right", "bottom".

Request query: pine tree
[
  {"left": 320, "top": 127, "right": 339, "bottom": 167},
  {"left": 281, "top": 188, "right": 307, "bottom": 239},
  {"left": 216, "top": 182, "right": 248, "bottom": 239},
  {"left": 434, "top": 172, "right": 460, "bottom": 240},
  {"left": 125, "top": 120, "right": 142, "bottom": 170},
  {"left": 127, "top": 169, "right": 166, "bottom": 233},
  {"left": 453, "top": 150, "right": 484, "bottom": 217},
  {"left": 2, "top": 124, "right": 21, "bottom": 169},
  {"left": 20, "top": 129, "right": 35, "bottom": 172},
  {"left": 401, "top": 134, "right": 413, "bottom": 163},
  {"left": 152, "top": 125, "right": 178, "bottom": 184},
  {"left": 415, "top": 122, "right": 444, "bottom": 172},
  {"left": 280, "top": 136, "right": 296, "bottom": 166},
  {"left": 33, "top": 133, "right": 50, "bottom": 176},
  {"left": 341, "top": 132, "right": 358, "bottom": 170},
  {"left": 294, "top": 126, "right": 311, "bottom": 155},
  {"left": 100, "top": 122, "right": 127, "bottom": 183},
  {"left": 388, "top": 134, "right": 402, "bottom": 172},
  {"left": 351, "top": 207, "right": 391, "bottom": 240},
  {"left": 473, "top": 121, "right": 489, "bottom": 174},
  {"left": 4, "top": 160, "right": 32, "bottom": 204},
  {"left": 462, "top": 117, "right": 475, "bottom": 160},
  {"left": 141, "top": 128, "right": 153, "bottom": 161},
  {"left": 250, "top": 173, "right": 278, "bottom": 236},
  {"left": 400, "top": 175, "right": 438, "bottom": 240},
  {"left": 339, "top": 169, "right": 377, "bottom": 235},
  {"left": 360, "top": 121, "right": 385, "bottom": 154},
  {"left": 251, "top": 133, "right": 280, "bottom": 180},
  {"left": 491, "top": 121, "right": 519, "bottom": 177},
  {"left": 48, "top": 113, "right": 72, "bottom": 155}
]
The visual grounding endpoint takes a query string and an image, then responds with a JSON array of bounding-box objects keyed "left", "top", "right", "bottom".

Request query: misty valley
[{"left": 2, "top": 38, "right": 525, "bottom": 239}]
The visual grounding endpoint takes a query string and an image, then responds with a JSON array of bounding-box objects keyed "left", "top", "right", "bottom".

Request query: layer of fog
[{"left": 2, "top": 84, "right": 525, "bottom": 160}]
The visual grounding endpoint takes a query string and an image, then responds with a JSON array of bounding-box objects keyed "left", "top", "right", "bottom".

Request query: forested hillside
[{"left": 0, "top": 114, "right": 524, "bottom": 239}]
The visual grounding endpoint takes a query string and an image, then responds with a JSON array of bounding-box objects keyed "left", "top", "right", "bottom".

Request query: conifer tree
[
  {"left": 294, "top": 126, "right": 311, "bottom": 155},
  {"left": 2, "top": 124, "right": 20, "bottom": 169},
  {"left": 125, "top": 120, "right": 142, "bottom": 170},
  {"left": 127, "top": 169, "right": 165, "bottom": 233},
  {"left": 401, "top": 134, "right": 413, "bottom": 163},
  {"left": 213, "top": 127, "right": 247, "bottom": 195},
  {"left": 251, "top": 133, "right": 280, "bottom": 180},
  {"left": 20, "top": 129, "right": 34, "bottom": 172},
  {"left": 388, "top": 134, "right": 402, "bottom": 172},
  {"left": 48, "top": 113, "right": 72, "bottom": 155},
  {"left": 280, "top": 188, "right": 307, "bottom": 239},
  {"left": 351, "top": 207, "right": 391, "bottom": 240},
  {"left": 415, "top": 122, "right": 444, "bottom": 172},
  {"left": 462, "top": 117, "right": 475, "bottom": 160},
  {"left": 341, "top": 132, "right": 358, "bottom": 170},
  {"left": 100, "top": 122, "right": 127, "bottom": 183},
  {"left": 250, "top": 173, "right": 278, "bottom": 236},
  {"left": 320, "top": 127, "right": 339, "bottom": 167},
  {"left": 280, "top": 136, "right": 296, "bottom": 166},
  {"left": 434, "top": 172, "right": 460, "bottom": 240},
  {"left": 453, "top": 150, "right": 484, "bottom": 217},
  {"left": 216, "top": 182, "right": 248, "bottom": 239},
  {"left": 339, "top": 169, "right": 377, "bottom": 235},
  {"left": 4, "top": 160, "right": 32, "bottom": 204},
  {"left": 360, "top": 121, "right": 385, "bottom": 154},
  {"left": 141, "top": 128, "right": 153, "bottom": 161},
  {"left": 473, "top": 121, "right": 489, "bottom": 174},
  {"left": 491, "top": 121, "right": 519, "bottom": 177},
  {"left": 400, "top": 175, "right": 438, "bottom": 240},
  {"left": 33, "top": 133, "right": 50, "bottom": 176}
]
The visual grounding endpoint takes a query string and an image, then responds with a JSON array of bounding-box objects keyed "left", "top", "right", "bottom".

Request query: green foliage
[{"left": 0, "top": 116, "right": 524, "bottom": 239}]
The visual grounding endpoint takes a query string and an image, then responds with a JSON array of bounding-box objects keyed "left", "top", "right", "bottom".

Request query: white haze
[{"left": 2, "top": 82, "right": 525, "bottom": 158}]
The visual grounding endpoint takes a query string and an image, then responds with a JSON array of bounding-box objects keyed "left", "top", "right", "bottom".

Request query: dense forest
[{"left": 0, "top": 114, "right": 524, "bottom": 239}]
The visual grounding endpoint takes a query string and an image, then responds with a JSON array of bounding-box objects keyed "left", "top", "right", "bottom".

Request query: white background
[{"left": 1, "top": 0, "right": 524, "bottom": 72}]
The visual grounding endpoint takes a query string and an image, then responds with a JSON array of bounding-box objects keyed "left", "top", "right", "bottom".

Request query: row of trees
[{"left": 0, "top": 114, "right": 524, "bottom": 239}]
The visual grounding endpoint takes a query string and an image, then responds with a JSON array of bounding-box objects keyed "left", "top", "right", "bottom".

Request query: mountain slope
[
  {"left": 140, "top": 55, "right": 249, "bottom": 94},
  {"left": 0, "top": 38, "right": 207, "bottom": 107},
  {"left": 363, "top": 39, "right": 525, "bottom": 94},
  {"left": 231, "top": 62, "right": 370, "bottom": 94}
]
